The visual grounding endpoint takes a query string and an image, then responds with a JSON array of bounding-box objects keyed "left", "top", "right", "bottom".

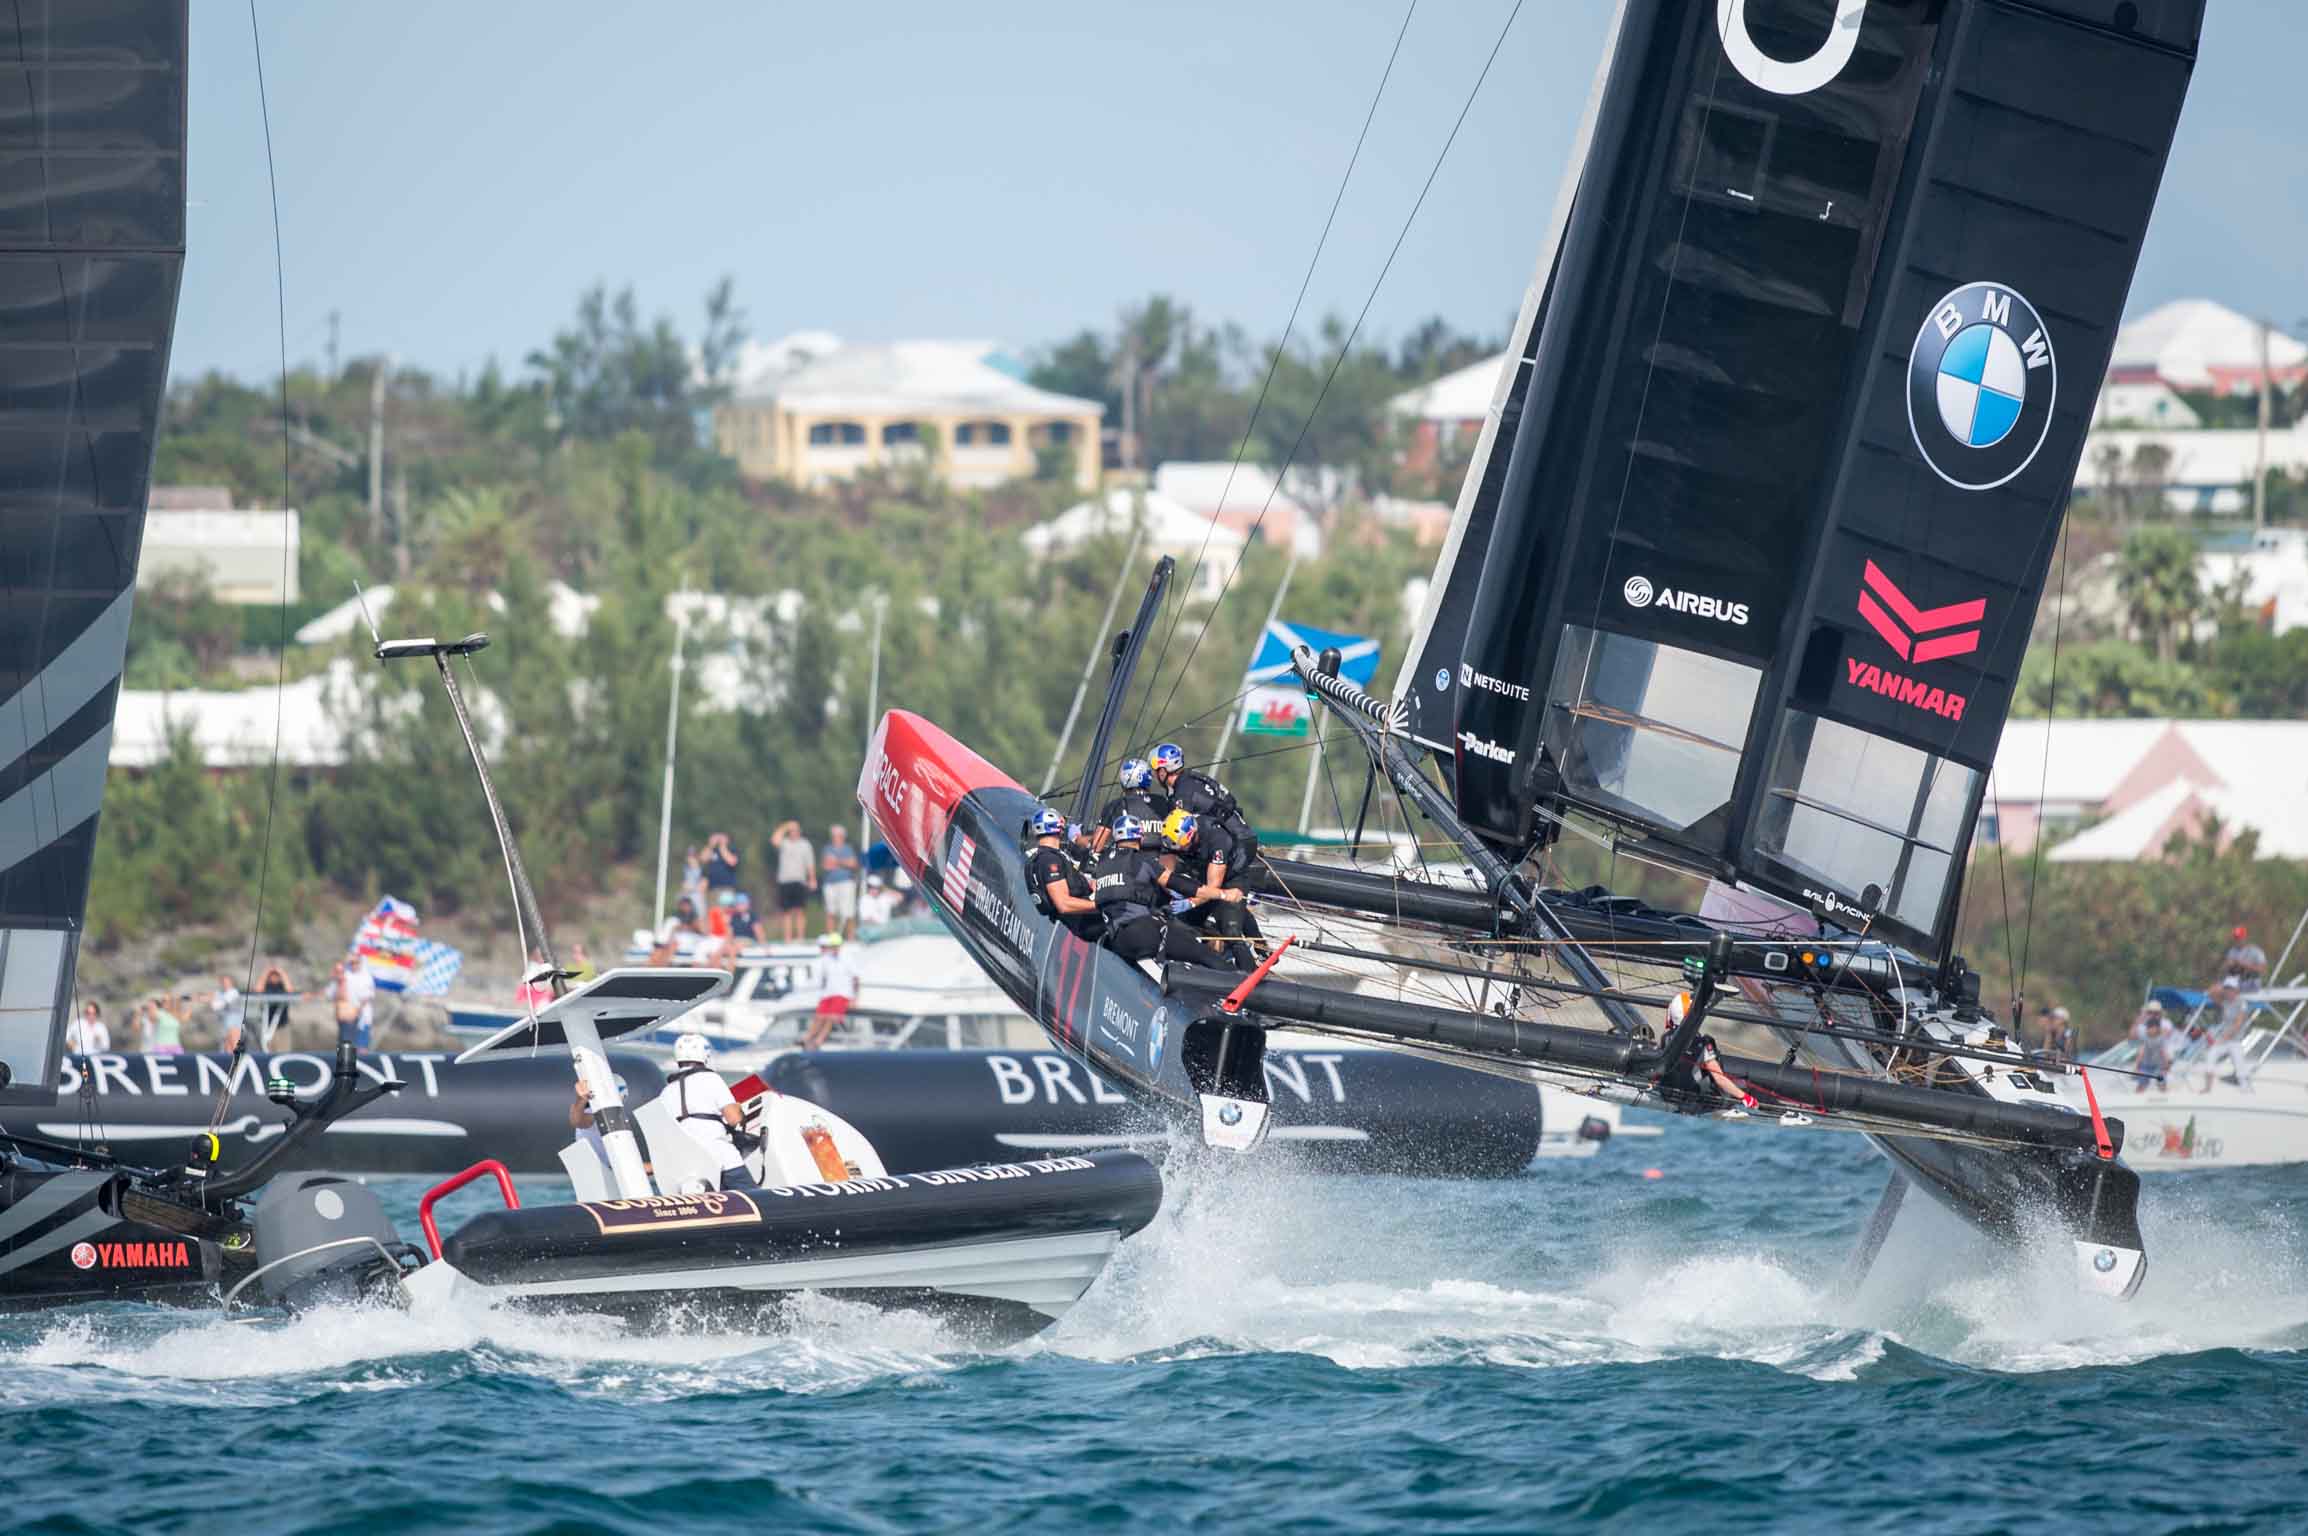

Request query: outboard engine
[{"left": 252, "top": 1173, "right": 410, "bottom": 1309}]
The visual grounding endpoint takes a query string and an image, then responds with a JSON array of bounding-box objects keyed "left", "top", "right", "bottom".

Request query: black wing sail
[
  {"left": 0, "top": 0, "right": 188, "bottom": 1104},
  {"left": 1450, "top": 0, "right": 2200, "bottom": 958}
]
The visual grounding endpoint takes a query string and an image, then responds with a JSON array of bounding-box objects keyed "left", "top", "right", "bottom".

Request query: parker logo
[
  {"left": 1623, "top": 575, "right": 1748, "bottom": 626},
  {"left": 1458, "top": 731, "right": 1517, "bottom": 765},
  {"left": 1857, "top": 561, "right": 1983, "bottom": 664},
  {"left": 1460, "top": 663, "right": 1532, "bottom": 702}
]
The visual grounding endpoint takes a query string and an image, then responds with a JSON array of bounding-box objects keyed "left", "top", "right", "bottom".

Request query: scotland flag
[{"left": 1238, "top": 621, "right": 1380, "bottom": 738}]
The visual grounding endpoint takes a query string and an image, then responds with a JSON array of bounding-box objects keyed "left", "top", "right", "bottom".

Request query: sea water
[{"left": 4, "top": 1120, "right": 2303, "bottom": 1534}]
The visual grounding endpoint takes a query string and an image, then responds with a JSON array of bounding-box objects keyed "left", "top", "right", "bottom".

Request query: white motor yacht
[{"left": 2063, "top": 985, "right": 2308, "bottom": 1170}]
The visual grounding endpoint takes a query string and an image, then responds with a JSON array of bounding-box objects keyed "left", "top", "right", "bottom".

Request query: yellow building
[{"left": 715, "top": 341, "right": 1103, "bottom": 492}]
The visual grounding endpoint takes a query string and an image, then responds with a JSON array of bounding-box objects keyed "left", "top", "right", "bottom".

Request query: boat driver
[
  {"left": 652, "top": 1033, "right": 762, "bottom": 1189},
  {"left": 1157, "top": 808, "right": 1262, "bottom": 972},
  {"left": 1024, "top": 807, "right": 1104, "bottom": 942},
  {"left": 2198, "top": 977, "right": 2256, "bottom": 1093},
  {"left": 1091, "top": 814, "right": 1212, "bottom": 968},
  {"left": 1662, "top": 993, "right": 1758, "bottom": 1111}
]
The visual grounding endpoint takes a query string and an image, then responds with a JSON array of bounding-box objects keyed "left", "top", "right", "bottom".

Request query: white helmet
[{"left": 672, "top": 1032, "right": 712, "bottom": 1065}]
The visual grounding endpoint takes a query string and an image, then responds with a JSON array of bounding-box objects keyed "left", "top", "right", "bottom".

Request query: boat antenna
[{"left": 373, "top": 633, "right": 560, "bottom": 997}]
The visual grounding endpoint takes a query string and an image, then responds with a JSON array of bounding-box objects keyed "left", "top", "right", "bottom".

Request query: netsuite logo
[
  {"left": 1623, "top": 575, "right": 1749, "bottom": 627},
  {"left": 1459, "top": 662, "right": 1532, "bottom": 702}
]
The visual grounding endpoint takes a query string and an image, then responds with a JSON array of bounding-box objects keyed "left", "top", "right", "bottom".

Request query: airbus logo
[
  {"left": 1458, "top": 731, "right": 1517, "bottom": 765},
  {"left": 1625, "top": 575, "right": 1749, "bottom": 626},
  {"left": 1460, "top": 663, "right": 1532, "bottom": 702},
  {"left": 1907, "top": 281, "right": 2057, "bottom": 491}
]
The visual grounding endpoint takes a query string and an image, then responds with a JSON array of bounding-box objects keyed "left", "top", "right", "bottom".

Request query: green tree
[{"left": 2115, "top": 525, "right": 2202, "bottom": 663}]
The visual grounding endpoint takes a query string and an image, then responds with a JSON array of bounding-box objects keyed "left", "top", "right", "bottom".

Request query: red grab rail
[
  {"left": 1218, "top": 936, "right": 1295, "bottom": 1014},
  {"left": 419, "top": 1158, "right": 521, "bottom": 1259}
]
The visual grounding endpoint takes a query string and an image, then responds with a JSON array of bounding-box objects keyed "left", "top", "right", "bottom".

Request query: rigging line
[
  {"left": 1123, "top": 0, "right": 1420, "bottom": 758},
  {"left": 1143, "top": 0, "right": 1527, "bottom": 748},
  {"left": 2014, "top": 514, "right": 2075, "bottom": 1021},
  {"left": 229, "top": 0, "right": 295, "bottom": 1116},
  {"left": 1982, "top": 766, "right": 2021, "bottom": 1010}
]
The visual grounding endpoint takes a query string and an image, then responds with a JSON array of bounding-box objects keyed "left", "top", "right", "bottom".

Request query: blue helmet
[
  {"left": 1111, "top": 813, "right": 1145, "bottom": 844},
  {"left": 1029, "top": 807, "right": 1067, "bottom": 839},
  {"left": 1118, "top": 757, "right": 1154, "bottom": 790},
  {"left": 1150, "top": 743, "right": 1185, "bottom": 775}
]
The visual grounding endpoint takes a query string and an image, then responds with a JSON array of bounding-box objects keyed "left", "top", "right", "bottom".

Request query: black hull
[
  {"left": 41, "top": 1051, "right": 668, "bottom": 1176},
  {"left": 0, "top": 1167, "right": 227, "bottom": 1309},
  {"left": 436, "top": 1149, "right": 1163, "bottom": 1342},
  {"left": 765, "top": 1047, "right": 1545, "bottom": 1178}
]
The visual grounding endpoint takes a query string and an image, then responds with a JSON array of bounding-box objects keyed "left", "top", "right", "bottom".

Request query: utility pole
[
  {"left": 2255, "top": 317, "right": 2271, "bottom": 536},
  {"left": 326, "top": 310, "right": 340, "bottom": 382},
  {"left": 368, "top": 355, "right": 390, "bottom": 536}
]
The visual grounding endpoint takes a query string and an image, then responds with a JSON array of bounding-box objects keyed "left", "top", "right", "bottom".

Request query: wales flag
[{"left": 1238, "top": 621, "right": 1380, "bottom": 738}]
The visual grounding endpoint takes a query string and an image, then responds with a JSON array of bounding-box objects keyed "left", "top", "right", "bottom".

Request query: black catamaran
[{"left": 867, "top": 0, "right": 2204, "bottom": 1297}]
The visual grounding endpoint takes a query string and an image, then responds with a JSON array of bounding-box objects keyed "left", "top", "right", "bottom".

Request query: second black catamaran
[{"left": 864, "top": 0, "right": 2203, "bottom": 1296}]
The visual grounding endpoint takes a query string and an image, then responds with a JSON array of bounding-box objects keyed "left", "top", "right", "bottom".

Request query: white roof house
[
  {"left": 138, "top": 510, "right": 300, "bottom": 605},
  {"left": 2091, "top": 378, "right": 2202, "bottom": 429},
  {"left": 716, "top": 340, "right": 1103, "bottom": 491},
  {"left": 1151, "top": 461, "right": 1324, "bottom": 560},
  {"left": 1989, "top": 718, "right": 2308, "bottom": 860},
  {"left": 1023, "top": 489, "right": 1245, "bottom": 601},
  {"left": 2073, "top": 419, "right": 2308, "bottom": 516},
  {"left": 2107, "top": 299, "right": 2307, "bottom": 393},
  {"left": 1387, "top": 354, "right": 1505, "bottom": 424}
]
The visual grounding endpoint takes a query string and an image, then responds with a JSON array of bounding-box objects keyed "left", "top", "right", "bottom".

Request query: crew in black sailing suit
[
  {"left": 1091, "top": 758, "right": 1171, "bottom": 856},
  {"left": 1023, "top": 807, "right": 1104, "bottom": 942},
  {"left": 1148, "top": 742, "right": 1268, "bottom": 896},
  {"left": 1091, "top": 814, "right": 1210, "bottom": 967},
  {"left": 1157, "top": 808, "right": 1263, "bottom": 972},
  {"left": 1658, "top": 994, "right": 1758, "bottom": 1110}
]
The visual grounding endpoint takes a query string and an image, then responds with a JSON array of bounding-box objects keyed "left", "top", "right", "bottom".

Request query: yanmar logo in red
[
  {"left": 1857, "top": 561, "right": 1983, "bottom": 663},
  {"left": 1848, "top": 561, "right": 1980, "bottom": 721},
  {"left": 72, "top": 1240, "right": 191, "bottom": 1270}
]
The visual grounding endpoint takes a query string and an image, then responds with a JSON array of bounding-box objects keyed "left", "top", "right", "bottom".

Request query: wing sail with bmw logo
[{"left": 868, "top": 0, "right": 2202, "bottom": 1307}]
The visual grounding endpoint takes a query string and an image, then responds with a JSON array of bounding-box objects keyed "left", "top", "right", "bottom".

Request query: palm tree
[{"left": 2115, "top": 525, "right": 2202, "bottom": 663}]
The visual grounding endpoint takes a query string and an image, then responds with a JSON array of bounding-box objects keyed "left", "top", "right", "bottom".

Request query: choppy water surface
[{"left": 5, "top": 1121, "right": 2304, "bottom": 1534}]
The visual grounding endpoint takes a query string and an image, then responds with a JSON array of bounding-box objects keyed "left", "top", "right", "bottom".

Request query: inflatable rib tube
[
  {"left": 767, "top": 1046, "right": 1549, "bottom": 1177},
  {"left": 421, "top": 1149, "right": 1162, "bottom": 1343},
  {"left": 43, "top": 1052, "right": 667, "bottom": 1175}
]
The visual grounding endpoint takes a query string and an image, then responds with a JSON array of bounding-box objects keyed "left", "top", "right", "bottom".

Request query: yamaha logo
[
  {"left": 70, "top": 1241, "right": 97, "bottom": 1270},
  {"left": 1622, "top": 575, "right": 1654, "bottom": 608},
  {"left": 1907, "top": 282, "right": 2057, "bottom": 491}
]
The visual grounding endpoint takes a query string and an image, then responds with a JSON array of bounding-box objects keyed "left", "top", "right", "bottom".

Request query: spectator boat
[{"left": 2059, "top": 985, "right": 2308, "bottom": 1170}]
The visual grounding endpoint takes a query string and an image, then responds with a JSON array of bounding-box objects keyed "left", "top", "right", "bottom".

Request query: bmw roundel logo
[
  {"left": 1622, "top": 575, "right": 1655, "bottom": 609},
  {"left": 1218, "top": 1101, "right": 1243, "bottom": 1127},
  {"left": 2093, "top": 1247, "right": 2117, "bottom": 1274},
  {"left": 1907, "top": 281, "right": 2057, "bottom": 492},
  {"left": 1147, "top": 1007, "right": 1168, "bottom": 1071},
  {"left": 1435, "top": 667, "right": 1451, "bottom": 692}
]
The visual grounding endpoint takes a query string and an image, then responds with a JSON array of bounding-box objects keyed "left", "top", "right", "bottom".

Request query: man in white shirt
[
  {"left": 65, "top": 1002, "right": 111, "bottom": 1055},
  {"left": 340, "top": 952, "right": 378, "bottom": 1048},
  {"left": 650, "top": 1034, "right": 759, "bottom": 1189},
  {"left": 210, "top": 974, "right": 245, "bottom": 1046},
  {"left": 803, "top": 933, "right": 860, "bottom": 1050}
]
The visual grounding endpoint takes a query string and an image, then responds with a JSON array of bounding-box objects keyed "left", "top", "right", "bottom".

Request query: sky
[{"left": 176, "top": 1, "right": 2308, "bottom": 387}]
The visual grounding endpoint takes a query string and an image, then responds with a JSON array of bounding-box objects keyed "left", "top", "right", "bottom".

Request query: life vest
[
  {"left": 1025, "top": 843, "right": 1091, "bottom": 921},
  {"left": 669, "top": 1064, "right": 733, "bottom": 1131},
  {"left": 1171, "top": 770, "right": 1257, "bottom": 861},
  {"left": 1090, "top": 847, "right": 1164, "bottom": 925}
]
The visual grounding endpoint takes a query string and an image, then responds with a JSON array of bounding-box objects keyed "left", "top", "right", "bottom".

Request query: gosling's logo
[{"left": 1907, "top": 282, "right": 2057, "bottom": 491}]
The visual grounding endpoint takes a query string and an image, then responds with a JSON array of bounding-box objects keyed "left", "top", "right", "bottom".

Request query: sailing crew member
[
  {"left": 1093, "top": 758, "right": 1171, "bottom": 855},
  {"left": 1148, "top": 743, "right": 1268, "bottom": 894},
  {"left": 651, "top": 1034, "right": 761, "bottom": 1190},
  {"left": 1663, "top": 993, "right": 1758, "bottom": 1110},
  {"left": 1157, "top": 808, "right": 1262, "bottom": 972},
  {"left": 1025, "top": 807, "right": 1104, "bottom": 942},
  {"left": 1092, "top": 814, "right": 1211, "bottom": 967}
]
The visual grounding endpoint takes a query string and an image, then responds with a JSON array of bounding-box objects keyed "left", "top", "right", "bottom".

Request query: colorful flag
[
  {"left": 352, "top": 896, "right": 460, "bottom": 994},
  {"left": 1237, "top": 621, "right": 1380, "bottom": 738}
]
